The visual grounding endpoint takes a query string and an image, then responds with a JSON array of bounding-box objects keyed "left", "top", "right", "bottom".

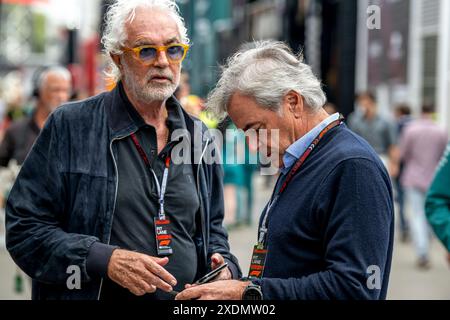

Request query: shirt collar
[{"left": 281, "top": 113, "right": 340, "bottom": 174}]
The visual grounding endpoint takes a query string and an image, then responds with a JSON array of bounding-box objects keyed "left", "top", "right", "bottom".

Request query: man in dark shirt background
[{"left": 0, "top": 66, "right": 72, "bottom": 167}]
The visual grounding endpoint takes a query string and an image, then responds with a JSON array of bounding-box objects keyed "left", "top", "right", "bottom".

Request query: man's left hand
[{"left": 176, "top": 280, "right": 249, "bottom": 300}]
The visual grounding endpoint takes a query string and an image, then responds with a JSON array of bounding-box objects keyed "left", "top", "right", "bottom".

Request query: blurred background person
[
  {"left": 0, "top": 71, "right": 27, "bottom": 141},
  {"left": 175, "top": 70, "right": 218, "bottom": 128},
  {"left": 219, "top": 117, "right": 257, "bottom": 228},
  {"left": 348, "top": 92, "right": 399, "bottom": 177},
  {"left": 0, "top": 66, "right": 72, "bottom": 167},
  {"left": 426, "top": 144, "right": 450, "bottom": 267},
  {"left": 394, "top": 104, "right": 414, "bottom": 242},
  {"left": 174, "top": 70, "right": 191, "bottom": 103},
  {"left": 399, "top": 105, "right": 448, "bottom": 269}
]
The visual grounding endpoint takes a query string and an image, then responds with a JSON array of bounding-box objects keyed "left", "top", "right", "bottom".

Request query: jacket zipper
[
  {"left": 196, "top": 139, "right": 210, "bottom": 265},
  {"left": 97, "top": 134, "right": 130, "bottom": 300}
]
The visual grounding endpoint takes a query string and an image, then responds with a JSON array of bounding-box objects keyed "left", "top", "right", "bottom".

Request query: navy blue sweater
[{"left": 252, "top": 124, "right": 394, "bottom": 300}]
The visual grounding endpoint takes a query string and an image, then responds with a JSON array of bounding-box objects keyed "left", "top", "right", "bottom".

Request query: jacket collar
[{"left": 104, "top": 83, "right": 137, "bottom": 138}]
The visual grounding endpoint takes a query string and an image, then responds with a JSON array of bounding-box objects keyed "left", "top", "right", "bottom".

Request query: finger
[
  {"left": 152, "top": 256, "right": 170, "bottom": 267},
  {"left": 144, "top": 258, "right": 177, "bottom": 286},
  {"left": 140, "top": 280, "right": 157, "bottom": 294},
  {"left": 129, "top": 286, "right": 146, "bottom": 296},
  {"left": 129, "top": 275, "right": 156, "bottom": 296},
  {"left": 136, "top": 266, "right": 173, "bottom": 293},
  {"left": 175, "top": 287, "right": 203, "bottom": 301},
  {"left": 214, "top": 269, "right": 231, "bottom": 281},
  {"left": 145, "top": 271, "right": 173, "bottom": 293},
  {"left": 211, "top": 253, "right": 224, "bottom": 269}
]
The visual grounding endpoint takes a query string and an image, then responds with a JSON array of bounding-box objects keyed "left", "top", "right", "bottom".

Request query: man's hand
[
  {"left": 210, "top": 253, "right": 232, "bottom": 281},
  {"left": 176, "top": 280, "right": 248, "bottom": 300},
  {"left": 184, "top": 253, "right": 232, "bottom": 291},
  {"left": 388, "top": 144, "right": 400, "bottom": 178},
  {"left": 388, "top": 161, "right": 399, "bottom": 179},
  {"left": 107, "top": 249, "right": 177, "bottom": 296}
]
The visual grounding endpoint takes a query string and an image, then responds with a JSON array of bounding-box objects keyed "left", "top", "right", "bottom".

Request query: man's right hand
[{"left": 107, "top": 249, "right": 177, "bottom": 296}]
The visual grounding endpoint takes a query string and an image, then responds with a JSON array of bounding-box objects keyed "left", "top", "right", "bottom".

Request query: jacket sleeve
[
  {"left": 426, "top": 144, "right": 450, "bottom": 251},
  {"left": 5, "top": 112, "right": 100, "bottom": 285},
  {"left": 206, "top": 159, "right": 242, "bottom": 279},
  {"left": 253, "top": 158, "right": 394, "bottom": 300}
]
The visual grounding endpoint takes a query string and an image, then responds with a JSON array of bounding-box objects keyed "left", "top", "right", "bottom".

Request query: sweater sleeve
[
  {"left": 253, "top": 158, "right": 394, "bottom": 300},
  {"left": 426, "top": 144, "right": 450, "bottom": 251}
]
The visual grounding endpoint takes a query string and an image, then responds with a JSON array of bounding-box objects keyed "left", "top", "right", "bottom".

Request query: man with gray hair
[
  {"left": 0, "top": 65, "right": 72, "bottom": 167},
  {"left": 177, "top": 41, "right": 394, "bottom": 300},
  {"left": 6, "top": 0, "right": 240, "bottom": 300}
]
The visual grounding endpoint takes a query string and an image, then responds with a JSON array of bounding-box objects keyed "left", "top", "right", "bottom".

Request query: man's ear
[
  {"left": 284, "top": 90, "right": 304, "bottom": 119},
  {"left": 110, "top": 53, "right": 123, "bottom": 72}
]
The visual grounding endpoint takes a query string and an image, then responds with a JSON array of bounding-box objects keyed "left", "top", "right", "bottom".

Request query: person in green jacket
[{"left": 425, "top": 143, "right": 450, "bottom": 265}]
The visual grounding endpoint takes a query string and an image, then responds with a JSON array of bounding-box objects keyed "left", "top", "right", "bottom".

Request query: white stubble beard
[{"left": 122, "top": 62, "right": 180, "bottom": 103}]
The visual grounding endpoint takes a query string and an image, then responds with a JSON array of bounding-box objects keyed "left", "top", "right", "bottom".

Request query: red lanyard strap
[
  {"left": 130, "top": 133, "right": 171, "bottom": 219},
  {"left": 278, "top": 119, "right": 342, "bottom": 194},
  {"left": 131, "top": 133, "right": 151, "bottom": 166}
]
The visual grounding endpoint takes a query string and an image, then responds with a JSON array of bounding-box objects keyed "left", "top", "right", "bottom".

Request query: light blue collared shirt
[{"left": 281, "top": 113, "right": 340, "bottom": 175}]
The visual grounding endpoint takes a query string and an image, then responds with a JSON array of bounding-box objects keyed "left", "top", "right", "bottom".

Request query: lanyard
[
  {"left": 131, "top": 133, "right": 170, "bottom": 220},
  {"left": 257, "top": 119, "right": 343, "bottom": 246}
]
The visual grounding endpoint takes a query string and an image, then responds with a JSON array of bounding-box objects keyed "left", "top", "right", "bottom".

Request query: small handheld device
[{"left": 195, "top": 262, "right": 229, "bottom": 285}]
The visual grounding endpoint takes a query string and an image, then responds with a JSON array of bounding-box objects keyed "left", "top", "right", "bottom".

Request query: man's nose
[
  {"left": 56, "top": 90, "right": 70, "bottom": 103},
  {"left": 153, "top": 50, "right": 170, "bottom": 68}
]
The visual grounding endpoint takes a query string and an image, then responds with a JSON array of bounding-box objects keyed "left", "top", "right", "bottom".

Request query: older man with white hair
[
  {"left": 0, "top": 66, "right": 72, "bottom": 167},
  {"left": 6, "top": 0, "right": 240, "bottom": 300},
  {"left": 177, "top": 41, "right": 394, "bottom": 300}
]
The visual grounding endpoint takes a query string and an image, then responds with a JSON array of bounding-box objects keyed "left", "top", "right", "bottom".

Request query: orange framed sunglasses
[{"left": 123, "top": 43, "right": 190, "bottom": 65}]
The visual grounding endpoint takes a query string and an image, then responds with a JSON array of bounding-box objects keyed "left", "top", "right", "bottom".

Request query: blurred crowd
[{"left": 347, "top": 92, "right": 449, "bottom": 270}]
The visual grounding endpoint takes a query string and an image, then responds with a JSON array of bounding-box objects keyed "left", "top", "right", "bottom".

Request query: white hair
[
  {"left": 207, "top": 41, "right": 327, "bottom": 120},
  {"left": 38, "top": 66, "right": 72, "bottom": 91},
  {"left": 102, "top": 0, "right": 190, "bottom": 83}
]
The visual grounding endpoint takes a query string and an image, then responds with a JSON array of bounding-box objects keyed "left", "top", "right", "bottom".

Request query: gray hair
[
  {"left": 37, "top": 66, "right": 71, "bottom": 91},
  {"left": 207, "top": 41, "right": 327, "bottom": 120},
  {"left": 101, "top": 0, "right": 190, "bottom": 83}
]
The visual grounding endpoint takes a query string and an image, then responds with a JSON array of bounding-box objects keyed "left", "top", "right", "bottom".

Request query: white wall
[
  {"left": 407, "top": 0, "right": 423, "bottom": 115},
  {"left": 355, "top": 0, "right": 369, "bottom": 93},
  {"left": 437, "top": 0, "right": 450, "bottom": 129}
]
